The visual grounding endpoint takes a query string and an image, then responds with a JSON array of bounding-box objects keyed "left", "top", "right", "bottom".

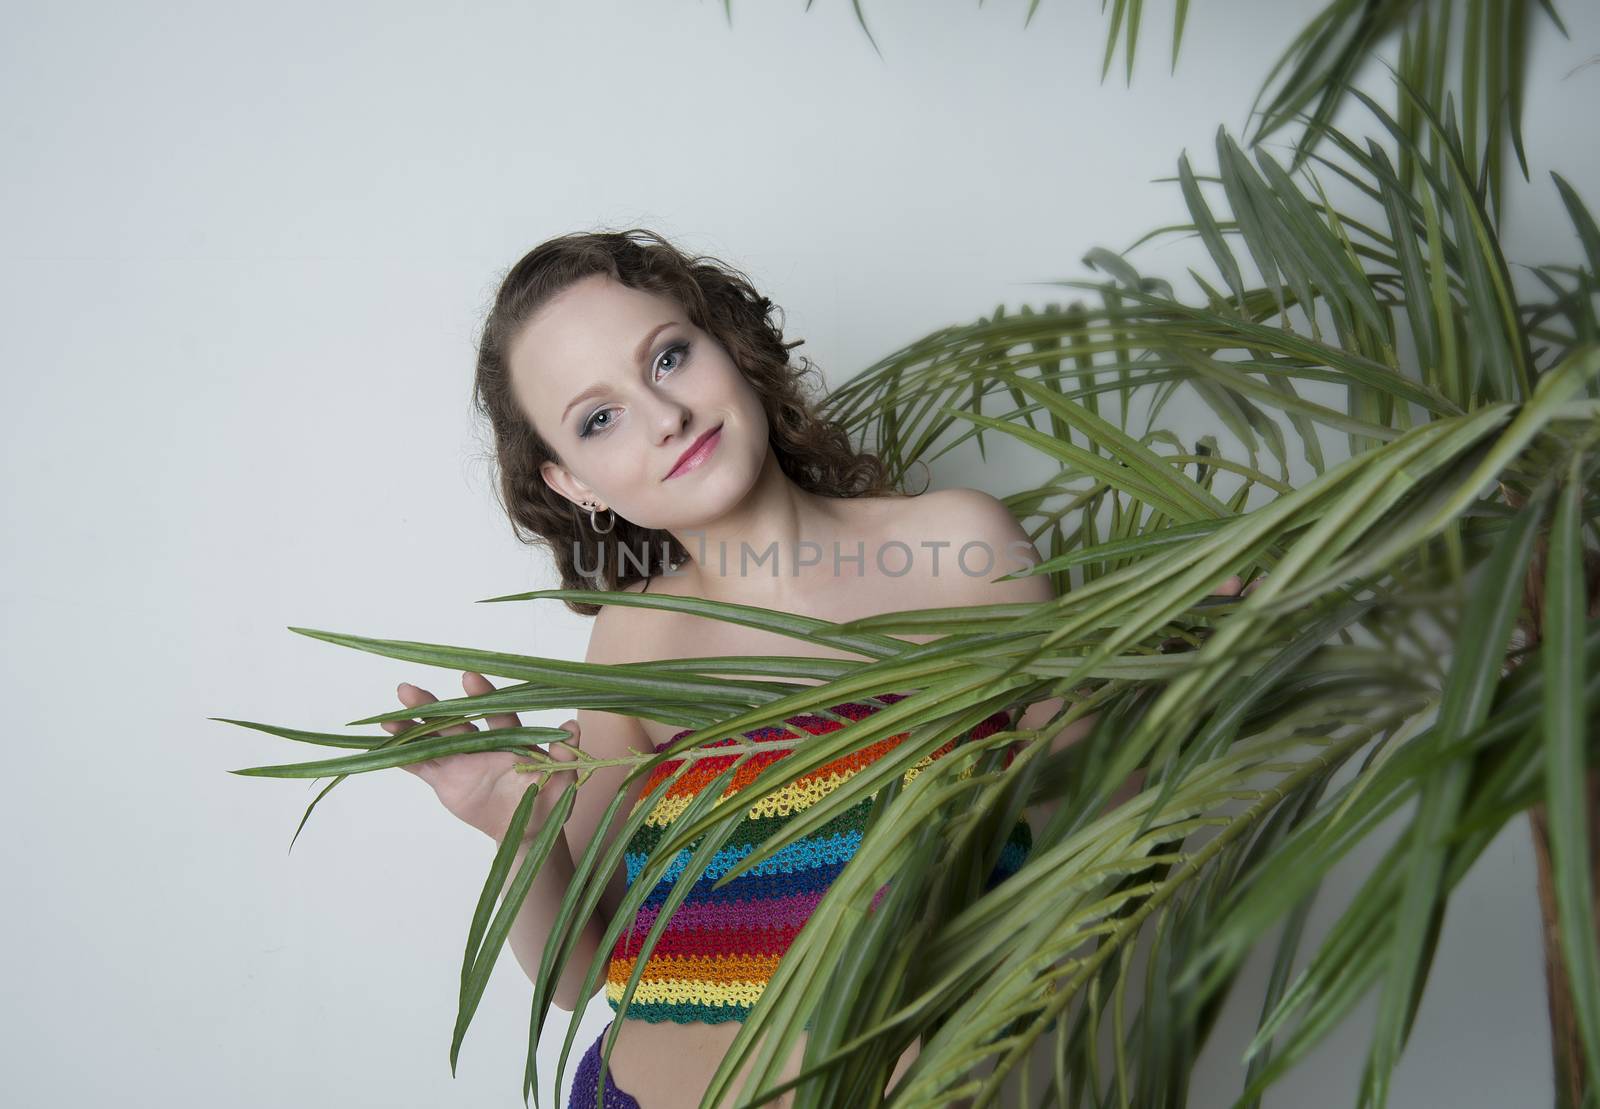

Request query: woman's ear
[{"left": 539, "top": 459, "right": 587, "bottom": 508}]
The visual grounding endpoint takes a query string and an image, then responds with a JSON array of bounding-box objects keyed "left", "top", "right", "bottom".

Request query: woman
[{"left": 384, "top": 230, "right": 1248, "bottom": 1108}]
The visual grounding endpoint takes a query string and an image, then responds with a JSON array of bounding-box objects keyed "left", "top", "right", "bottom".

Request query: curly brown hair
[{"left": 471, "top": 228, "right": 919, "bottom": 617}]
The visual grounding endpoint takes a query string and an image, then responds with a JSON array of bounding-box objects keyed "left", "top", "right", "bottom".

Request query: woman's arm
[
  {"left": 507, "top": 701, "right": 657, "bottom": 1012},
  {"left": 394, "top": 594, "right": 658, "bottom": 1014},
  {"left": 502, "top": 829, "right": 607, "bottom": 1012},
  {"left": 516, "top": 594, "right": 660, "bottom": 1012}
]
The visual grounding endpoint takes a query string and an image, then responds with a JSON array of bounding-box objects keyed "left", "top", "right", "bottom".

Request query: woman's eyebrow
[
  {"left": 562, "top": 383, "right": 608, "bottom": 424},
  {"left": 631, "top": 321, "right": 675, "bottom": 368},
  {"left": 560, "top": 321, "right": 677, "bottom": 423}
]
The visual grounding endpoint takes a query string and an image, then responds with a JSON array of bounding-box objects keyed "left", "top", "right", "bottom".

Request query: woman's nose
[{"left": 648, "top": 394, "right": 693, "bottom": 439}]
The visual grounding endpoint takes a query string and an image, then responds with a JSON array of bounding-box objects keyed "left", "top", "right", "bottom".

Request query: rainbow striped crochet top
[{"left": 604, "top": 692, "right": 1034, "bottom": 1024}]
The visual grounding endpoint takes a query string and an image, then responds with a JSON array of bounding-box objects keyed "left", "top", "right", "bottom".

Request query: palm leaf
[{"left": 224, "top": 21, "right": 1600, "bottom": 1106}]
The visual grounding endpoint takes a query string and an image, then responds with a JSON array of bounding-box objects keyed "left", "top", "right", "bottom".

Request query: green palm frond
[
  {"left": 818, "top": 1, "right": 1565, "bottom": 218},
  {"left": 221, "top": 12, "right": 1600, "bottom": 1108}
]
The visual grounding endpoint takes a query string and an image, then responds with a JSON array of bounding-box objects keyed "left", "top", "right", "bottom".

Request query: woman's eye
[
  {"left": 656, "top": 341, "right": 688, "bottom": 376},
  {"left": 578, "top": 342, "right": 689, "bottom": 439}
]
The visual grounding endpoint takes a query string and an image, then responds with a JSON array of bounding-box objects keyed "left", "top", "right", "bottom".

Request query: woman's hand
[
  {"left": 1156, "top": 572, "right": 1268, "bottom": 654},
  {"left": 382, "top": 671, "right": 581, "bottom": 845},
  {"left": 1211, "top": 573, "right": 1267, "bottom": 598}
]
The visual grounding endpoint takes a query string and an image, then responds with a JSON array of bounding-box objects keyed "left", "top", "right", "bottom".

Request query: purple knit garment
[{"left": 569, "top": 1022, "right": 643, "bottom": 1109}]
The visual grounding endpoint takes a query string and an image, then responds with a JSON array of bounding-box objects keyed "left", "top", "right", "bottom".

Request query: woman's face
[{"left": 509, "top": 273, "right": 769, "bottom": 529}]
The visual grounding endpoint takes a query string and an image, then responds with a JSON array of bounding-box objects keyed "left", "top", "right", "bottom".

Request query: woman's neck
[{"left": 662, "top": 445, "right": 859, "bottom": 609}]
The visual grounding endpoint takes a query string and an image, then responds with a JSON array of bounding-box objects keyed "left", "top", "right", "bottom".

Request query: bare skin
[
  {"left": 566, "top": 494, "right": 1007, "bottom": 1109},
  {"left": 391, "top": 492, "right": 1012, "bottom": 1108},
  {"left": 385, "top": 274, "right": 1259, "bottom": 1107}
]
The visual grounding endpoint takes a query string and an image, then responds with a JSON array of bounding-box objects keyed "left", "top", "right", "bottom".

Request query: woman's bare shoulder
[
  {"left": 884, "top": 486, "right": 1051, "bottom": 603},
  {"left": 876, "top": 486, "right": 1020, "bottom": 544},
  {"left": 586, "top": 577, "right": 656, "bottom": 666},
  {"left": 892, "top": 484, "right": 1005, "bottom": 520}
]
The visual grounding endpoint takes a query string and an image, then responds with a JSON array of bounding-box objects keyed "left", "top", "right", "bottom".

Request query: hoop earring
[{"left": 582, "top": 500, "right": 616, "bottom": 535}]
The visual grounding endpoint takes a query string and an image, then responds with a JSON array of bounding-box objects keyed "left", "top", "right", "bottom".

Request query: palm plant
[
  {"left": 218, "top": 2, "right": 1598, "bottom": 1106},
  {"left": 825, "top": 0, "right": 1563, "bottom": 219}
]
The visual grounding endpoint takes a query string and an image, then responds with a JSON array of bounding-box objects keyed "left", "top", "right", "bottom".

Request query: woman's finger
[
  {"left": 380, "top": 693, "right": 423, "bottom": 737},
  {"left": 397, "top": 681, "right": 477, "bottom": 737},
  {"left": 1211, "top": 574, "right": 1244, "bottom": 597},
  {"left": 462, "top": 671, "right": 522, "bottom": 732},
  {"left": 545, "top": 721, "right": 580, "bottom": 761},
  {"left": 525, "top": 720, "right": 581, "bottom": 782},
  {"left": 518, "top": 723, "right": 582, "bottom": 790},
  {"left": 382, "top": 684, "right": 452, "bottom": 783}
]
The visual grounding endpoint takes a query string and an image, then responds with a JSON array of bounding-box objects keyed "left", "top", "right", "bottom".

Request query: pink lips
[{"left": 666, "top": 424, "right": 722, "bottom": 480}]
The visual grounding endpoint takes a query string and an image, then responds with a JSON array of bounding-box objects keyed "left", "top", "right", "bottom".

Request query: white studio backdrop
[{"left": 3, "top": 1, "right": 1597, "bottom": 1106}]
